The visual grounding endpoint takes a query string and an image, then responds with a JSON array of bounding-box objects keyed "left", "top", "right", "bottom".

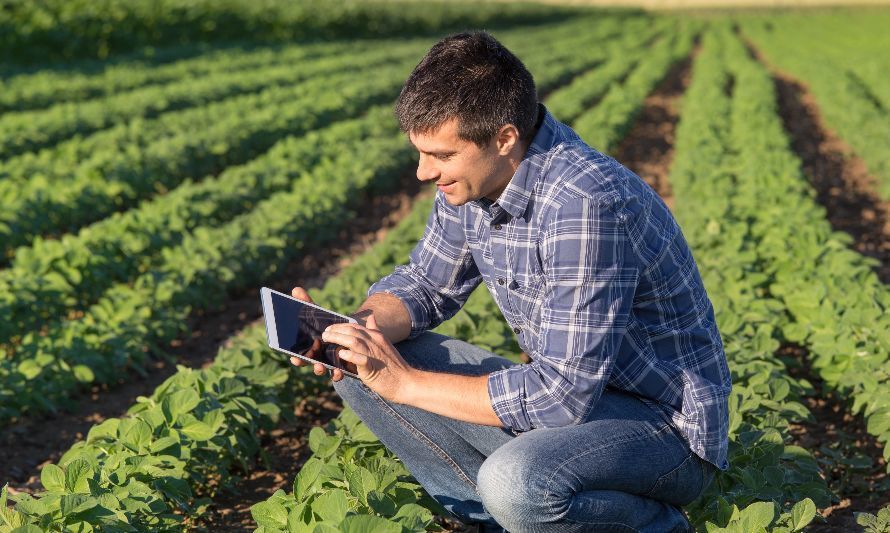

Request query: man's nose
[{"left": 416, "top": 156, "right": 440, "bottom": 182}]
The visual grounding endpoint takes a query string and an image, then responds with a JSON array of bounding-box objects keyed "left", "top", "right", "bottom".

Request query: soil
[
  {"left": 749, "top": 42, "right": 890, "bottom": 284},
  {"left": 613, "top": 49, "right": 695, "bottom": 210},
  {"left": 780, "top": 345, "right": 890, "bottom": 532},
  {"left": 0, "top": 167, "right": 427, "bottom": 496}
]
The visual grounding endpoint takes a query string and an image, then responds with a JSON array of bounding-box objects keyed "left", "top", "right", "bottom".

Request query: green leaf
[
  {"left": 294, "top": 458, "right": 324, "bottom": 501},
  {"left": 60, "top": 494, "right": 97, "bottom": 517},
  {"left": 180, "top": 420, "right": 216, "bottom": 441},
  {"left": 64, "top": 459, "right": 93, "bottom": 493},
  {"left": 312, "top": 489, "right": 349, "bottom": 523},
  {"left": 250, "top": 499, "right": 288, "bottom": 529},
  {"left": 366, "top": 491, "right": 396, "bottom": 517},
  {"left": 72, "top": 365, "right": 95, "bottom": 383},
  {"left": 308, "top": 427, "right": 327, "bottom": 454},
  {"left": 161, "top": 389, "right": 200, "bottom": 424},
  {"left": 338, "top": 514, "right": 402, "bottom": 533},
  {"left": 392, "top": 502, "right": 433, "bottom": 530},
  {"left": 40, "top": 464, "right": 66, "bottom": 492},
  {"left": 790, "top": 498, "right": 816, "bottom": 531}
]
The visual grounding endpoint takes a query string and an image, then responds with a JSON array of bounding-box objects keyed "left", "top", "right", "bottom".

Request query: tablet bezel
[{"left": 260, "top": 287, "right": 360, "bottom": 379}]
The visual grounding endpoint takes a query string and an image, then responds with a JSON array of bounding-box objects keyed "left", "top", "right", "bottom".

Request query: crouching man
[{"left": 291, "top": 30, "right": 730, "bottom": 533}]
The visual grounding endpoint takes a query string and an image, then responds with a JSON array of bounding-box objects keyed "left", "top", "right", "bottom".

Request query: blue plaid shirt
[{"left": 369, "top": 105, "right": 731, "bottom": 470}]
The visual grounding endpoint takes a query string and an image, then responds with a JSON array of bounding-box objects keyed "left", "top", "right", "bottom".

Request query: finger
[
  {"left": 322, "top": 329, "right": 371, "bottom": 353},
  {"left": 331, "top": 368, "right": 344, "bottom": 382},
  {"left": 291, "top": 286, "right": 314, "bottom": 303},
  {"left": 328, "top": 323, "right": 377, "bottom": 344},
  {"left": 367, "top": 313, "right": 380, "bottom": 331},
  {"left": 289, "top": 356, "right": 304, "bottom": 367},
  {"left": 313, "top": 363, "right": 326, "bottom": 376},
  {"left": 338, "top": 349, "right": 369, "bottom": 368}
]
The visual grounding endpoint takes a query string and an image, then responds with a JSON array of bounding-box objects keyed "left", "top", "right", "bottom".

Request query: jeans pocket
[{"left": 642, "top": 452, "right": 703, "bottom": 506}]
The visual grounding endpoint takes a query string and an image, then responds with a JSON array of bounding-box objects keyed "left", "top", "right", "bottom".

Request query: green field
[{"left": 1, "top": 1, "right": 889, "bottom": 531}]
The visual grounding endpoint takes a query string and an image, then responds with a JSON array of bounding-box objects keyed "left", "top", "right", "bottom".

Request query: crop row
[
  {"left": 0, "top": 107, "right": 396, "bottom": 348},
  {"left": 573, "top": 20, "right": 698, "bottom": 154},
  {"left": 1, "top": 0, "right": 574, "bottom": 64},
  {"left": 667, "top": 26, "right": 830, "bottom": 531},
  {"left": 0, "top": 41, "right": 425, "bottom": 159},
  {"left": 0, "top": 39, "right": 358, "bottom": 114},
  {"left": 0, "top": 17, "right": 637, "bottom": 424},
  {"left": 0, "top": 15, "right": 622, "bottom": 263},
  {"left": 715, "top": 30, "right": 890, "bottom": 469},
  {"left": 0, "top": 125, "right": 416, "bottom": 424},
  {"left": 0, "top": 13, "right": 616, "bottom": 160},
  {"left": 0, "top": 17, "right": 629, "bottom": 347},
  {"left": 742, "top": 17, "right": 890, "bottom": 199},
  {"left": 0, "top": 60, "right": 413, "bottom": 261}
]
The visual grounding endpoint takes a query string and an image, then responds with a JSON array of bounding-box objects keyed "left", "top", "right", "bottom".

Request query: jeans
[{"left": 332, "top": 332, "right": 715, "bottom": 532}]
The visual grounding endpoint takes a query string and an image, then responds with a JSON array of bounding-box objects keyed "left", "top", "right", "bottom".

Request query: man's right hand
[{"left": 289, "top": 286, "right": 347, "bottom": 382}]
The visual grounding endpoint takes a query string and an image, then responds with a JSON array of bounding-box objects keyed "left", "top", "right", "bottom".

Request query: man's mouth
[{"left": 436, "top": 181, "right": 457, "bottom": 192}]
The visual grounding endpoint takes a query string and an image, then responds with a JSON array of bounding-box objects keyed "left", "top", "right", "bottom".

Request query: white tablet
[{"left": 260, "top": 287, "right": 359, "bottom": 379}]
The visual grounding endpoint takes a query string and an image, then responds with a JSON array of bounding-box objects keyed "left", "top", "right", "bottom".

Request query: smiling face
[{"left": 409, "top": 118, "right": 524, "bottom": 206}]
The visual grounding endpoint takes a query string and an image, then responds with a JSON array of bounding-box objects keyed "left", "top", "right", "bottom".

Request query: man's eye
[{"left": 437, "top": 154, "right": 452, "bottom": 161}]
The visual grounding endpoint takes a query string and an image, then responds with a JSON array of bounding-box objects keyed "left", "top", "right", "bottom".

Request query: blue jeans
[{"left": 333, "top": 332, "right": 715, "bottom": 532}]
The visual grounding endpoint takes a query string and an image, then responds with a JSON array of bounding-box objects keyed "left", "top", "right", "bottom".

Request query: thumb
[{"left": 366, "top": 313, "right": 379, "bottom": 331}]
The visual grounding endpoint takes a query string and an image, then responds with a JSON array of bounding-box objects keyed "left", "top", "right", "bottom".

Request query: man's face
[{"left": 408, "top": 118, "right": 515, "bottom": 206}]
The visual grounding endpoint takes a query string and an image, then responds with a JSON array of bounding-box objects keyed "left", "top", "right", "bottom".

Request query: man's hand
[
  {"left": 288, "top": 286, "right": 350, "bottom": 381},
  {"left": 322, "top": 314, "right": 416, "bottom": 403}
]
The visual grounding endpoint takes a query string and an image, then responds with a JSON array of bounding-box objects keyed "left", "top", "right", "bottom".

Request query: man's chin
[{"left": 441, "top": 192, "right": 469, "bottom": 206}]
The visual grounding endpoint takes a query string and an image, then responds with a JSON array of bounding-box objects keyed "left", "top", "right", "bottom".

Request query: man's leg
[
  {"left": 476, "top": 389, "right": 715, "bottom": 533},
  {"left": 332, "top": 332, "right": 515, "bottom": 528}
]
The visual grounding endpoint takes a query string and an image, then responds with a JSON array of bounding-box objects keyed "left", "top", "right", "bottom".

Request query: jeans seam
[
  {"left": 642, "top": 451, "right": 697, "bottom": 499},
  {"left": 543, "top": 423, "right": 673, "bottom": 520},
  {"left": 364, "top": 384, "right": 478, "bottom": 490},
  {"left": 565, "top": 517, "right": 641, "bottom": 532}
]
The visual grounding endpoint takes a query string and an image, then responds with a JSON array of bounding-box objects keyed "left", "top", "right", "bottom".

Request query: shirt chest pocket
[{"left": 509, "top": 269, "right": 546, "bottom": 326}]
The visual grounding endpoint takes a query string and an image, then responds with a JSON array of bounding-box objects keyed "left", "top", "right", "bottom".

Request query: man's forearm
[
  {"left": 352, "top": 292, "right": 412, "bottom": 344},
  {"left": 402, "top": 370, "right": 502, "bottom": 426}
]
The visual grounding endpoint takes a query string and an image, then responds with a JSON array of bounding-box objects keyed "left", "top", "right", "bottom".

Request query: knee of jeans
[
  {"left": 477, "top": 443, "right": 560, "bottom": 526},
  {"left": 332, "top": 375, "right": 371, "bottom": 406}
]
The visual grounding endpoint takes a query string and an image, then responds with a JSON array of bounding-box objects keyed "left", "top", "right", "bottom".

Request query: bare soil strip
[
  {"left": 0, "top": 167, "right": 426, "bottom": 495},
  {"left": 613, "top": 50, "right": 693, "bottom": 209},
  {"left": 748, "top": 43, "right": 890, "bottom": 284},
  {"left": 782, "top": 345, "right": 890, "bottom": 532}
]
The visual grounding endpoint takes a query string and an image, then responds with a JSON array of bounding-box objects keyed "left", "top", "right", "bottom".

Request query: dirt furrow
[
  {"left": 747, "top": 42, "right": 890, "bottom": 284},
  {"left": 0, "top": 168, "right": 426, "bottom": 495},
  {"left": 781, "top": 344, "right": 890, "bottom": 532}
]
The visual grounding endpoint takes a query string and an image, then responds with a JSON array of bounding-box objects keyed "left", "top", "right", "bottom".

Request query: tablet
[{"left": 260, "top": 287, "right": 359, "bottom": 379}]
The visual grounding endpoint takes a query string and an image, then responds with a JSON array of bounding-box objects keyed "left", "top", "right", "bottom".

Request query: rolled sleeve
[
  {"left": 369, "top": 191, "right": 482, "bottom": 338},
  {"left": 487, "top": 195, "right": 639, "bottom": 432}
]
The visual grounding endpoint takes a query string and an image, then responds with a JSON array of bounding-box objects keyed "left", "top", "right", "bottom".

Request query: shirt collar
[{"left": 473, "top": 103, "right": 560, "bottom": 221}]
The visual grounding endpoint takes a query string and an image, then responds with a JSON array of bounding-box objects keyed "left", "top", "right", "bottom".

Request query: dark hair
[{"left": 395, "top": 31, "right": 538, "bottom": 148}]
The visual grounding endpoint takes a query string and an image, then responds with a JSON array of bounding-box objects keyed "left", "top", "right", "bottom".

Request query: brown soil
[
  {"left": 749, "top": 42, "right": 890, "bottom": 284},
  {"left": 780, "top": 345, "right": 890, "bottom": 532},
  {"left": 196, "top": 390, "right": 344, "bottom": 531},
  {"left": 613, "top": 49, "right": 695, "bottom": 210},
  {"left": 0, "top": 168, "right": 428, "bottom": 496}
]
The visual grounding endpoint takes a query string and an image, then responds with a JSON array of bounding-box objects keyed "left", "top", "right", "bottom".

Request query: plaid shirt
[{"left": 369, "top": 105, "right": 731, "bottom": 470}]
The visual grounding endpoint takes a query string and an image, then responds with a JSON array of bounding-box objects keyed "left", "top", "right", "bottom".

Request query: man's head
[{"left": 395, "top": 31, "right": 539, "bottom": 205}]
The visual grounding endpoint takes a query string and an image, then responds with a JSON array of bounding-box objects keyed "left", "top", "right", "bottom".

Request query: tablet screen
[{"left": 263, "top": 289, "right": 353, "bottom": 371}]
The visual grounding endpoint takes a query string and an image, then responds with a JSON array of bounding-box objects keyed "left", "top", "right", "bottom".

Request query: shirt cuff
[
  {"left": 487, "top": 366, "right": 531, "bottom": 432},
  {"left": 367, "top": 280, "right": 431, "bottom": 339}
]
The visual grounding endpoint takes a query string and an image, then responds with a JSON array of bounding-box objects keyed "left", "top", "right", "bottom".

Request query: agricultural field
[{"left": 1, "top": 0, "right": 889, "bottom": 531}]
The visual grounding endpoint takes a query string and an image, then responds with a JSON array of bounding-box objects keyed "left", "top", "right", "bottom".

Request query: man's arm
[{"left": 351, "top": 292, "right": 411, "bottom": 344}]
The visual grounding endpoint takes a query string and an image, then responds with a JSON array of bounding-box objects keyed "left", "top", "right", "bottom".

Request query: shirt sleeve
[
  {"left": 487, "top": 195, "right": 640, "bottom": 432},
  {"left": 368, "top": 191, "right": 483, "bottom": 338}
]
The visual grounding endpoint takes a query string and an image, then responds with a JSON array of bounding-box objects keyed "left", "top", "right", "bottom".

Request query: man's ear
[{"left": 495, "top": 124, "right": 521, "bottom": 156}]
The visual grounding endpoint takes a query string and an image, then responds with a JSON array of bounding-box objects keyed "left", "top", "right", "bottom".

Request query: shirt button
[
  {"left": 497, "top": 278, "right": 505, "bottom": 285},
  {"left": 513, "top": 327, "right": 521, "bottom": 334},
  {"left": 494, "top": 224, "right": 502, "bottom": 230}
]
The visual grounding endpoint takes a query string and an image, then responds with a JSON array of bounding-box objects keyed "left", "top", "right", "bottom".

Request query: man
[{"left": 291, "top": 31, "right": 730, "bottom": 532}]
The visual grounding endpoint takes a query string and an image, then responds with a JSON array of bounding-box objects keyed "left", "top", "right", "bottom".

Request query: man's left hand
[{"left": 322, "top": 314, "right": 416, "bottom": 403}]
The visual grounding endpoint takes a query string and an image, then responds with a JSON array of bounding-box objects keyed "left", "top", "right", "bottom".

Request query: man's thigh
[{"left": 478, "top": 389, "right": 711, "bottom": 508}]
